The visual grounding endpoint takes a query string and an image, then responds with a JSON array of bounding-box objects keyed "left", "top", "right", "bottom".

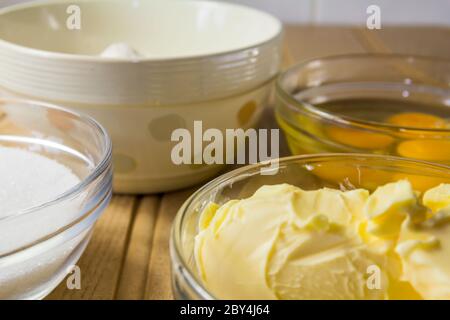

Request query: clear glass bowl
[
  {"left": 170, "top": 154, "right": 450, "bottom": 300},
  {"left": 0, "top": 99, "right": 112, "bottom": 299},
  {"left": 275, "top": 54, "right": 450, "bottom": 165}
]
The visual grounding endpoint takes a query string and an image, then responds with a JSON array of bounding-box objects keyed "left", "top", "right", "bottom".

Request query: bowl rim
[
  {"left": 0, "top": 0, "right": 283, "bottom": 63},
  {"left": 0, "top": 97, "right": 112, "bottom": 222},
  {"left": 276, "top": 53, "right": 450, "bottom": 133},
  {"left": 170, "top": 153, "right": 450, "bottom": 300}
]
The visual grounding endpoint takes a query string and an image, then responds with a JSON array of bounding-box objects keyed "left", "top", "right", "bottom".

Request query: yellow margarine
[
  {"left": 364, "top": 180, "right": 426, "bottom": 238},
  {"left": 395, "top": 183, "right": 450, "bottom": 300},
  {"left": 195, "top": 184, "right": 390, "bottom": 299},
  {"left": 422, "top": 184, "right": 450, "bottom": 212},
  {"left": 194, "top": 181, "right": 450, "bottom": 300}
]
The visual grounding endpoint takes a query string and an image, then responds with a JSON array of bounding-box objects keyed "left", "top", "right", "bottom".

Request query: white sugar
[
  {"left": 0, "top": 146, "right": 83, "bottom": 298},
  {"left": 0, "top": 146, "right": 80, "bottom": 218}
]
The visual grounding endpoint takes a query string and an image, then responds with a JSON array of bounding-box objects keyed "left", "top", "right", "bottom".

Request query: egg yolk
[
  {"left": 386, "top": 112, "right": 447, "bottom": 129},
  {"left": 326, "top": 126, "right": 394, "bottom": 150},
  {"left": 396, "top": 140, "right": 450, "bottom": 162}
]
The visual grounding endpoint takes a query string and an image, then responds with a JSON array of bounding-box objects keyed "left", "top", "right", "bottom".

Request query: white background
[{"left": 0, "top": 0, "right": 449, "bottom": 25}]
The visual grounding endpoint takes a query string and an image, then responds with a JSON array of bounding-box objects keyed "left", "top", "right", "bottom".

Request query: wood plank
[
  {"left": 281, "top": 37, "right": 295, "bottom": 69},
  {"left": 283, "top": 25, "right": 366, "bottom": 63},
  {"left": 115, "top": 196, "right": 160, "bottom": 300},
  {"left": 354, "top": 26, "right": 450, "bottom": 58},
  {"left": 144, "top": 189, "right": 195, "bottom": 300},
  {"left": 47, "top": 195, "right": 136, "bottom": 300}
]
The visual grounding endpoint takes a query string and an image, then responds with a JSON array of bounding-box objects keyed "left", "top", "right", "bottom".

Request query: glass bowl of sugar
[{"left": 0, "top": 98, "right": 112, "bottom": 299}]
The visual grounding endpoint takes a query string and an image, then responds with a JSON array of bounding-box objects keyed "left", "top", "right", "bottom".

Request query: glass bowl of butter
[
  {"left": 276, "top": 54, "right": 450, "bottom": 165},
  {"left": 0, "top": 98, "right": 112, "bottom": 299},
  {"left": 171, "top": 154, "right": 450, "bottom": 300}
]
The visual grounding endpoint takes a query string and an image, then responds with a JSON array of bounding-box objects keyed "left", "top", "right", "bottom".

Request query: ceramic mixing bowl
[{"left": 0, "top": 0, "right": 283, "bottom": 193}]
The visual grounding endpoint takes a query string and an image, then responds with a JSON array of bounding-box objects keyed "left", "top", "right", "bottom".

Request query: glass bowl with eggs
[{"left": 275, "top": 54, "right": 450, "bottom": 165}]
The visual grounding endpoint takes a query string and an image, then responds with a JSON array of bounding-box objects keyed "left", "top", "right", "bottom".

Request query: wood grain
[
  {"left": 47, "top": 196, "right": 136, "bottom": 300},
  {"left": 354, "top": 26, "right": 450, "bottom": 58},
  {"left": 144, "top": 189, "right": 195, "bottom": 300},
  {"left": 283, "top": 25, "right": 366, "bottom": 63},
  {"left": 115, "top": 196, "right": 160, "bottom": 299}
]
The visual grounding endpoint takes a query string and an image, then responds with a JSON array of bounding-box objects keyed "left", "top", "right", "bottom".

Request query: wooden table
[{"left": 47, "top": 25, "right": 450, "bottom": 300}]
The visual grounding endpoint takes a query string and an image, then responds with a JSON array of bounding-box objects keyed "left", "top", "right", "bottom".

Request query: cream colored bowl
[{"left": 0, "top": 0, "right": 282, "bottom": 193}]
